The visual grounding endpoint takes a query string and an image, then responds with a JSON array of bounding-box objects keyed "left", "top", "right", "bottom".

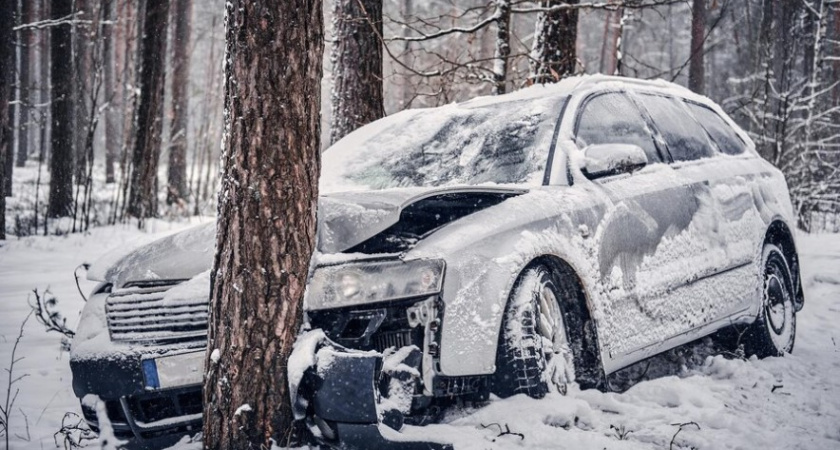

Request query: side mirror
[{"left": 582, "top": 144, "right": 648, "bottom": 179}]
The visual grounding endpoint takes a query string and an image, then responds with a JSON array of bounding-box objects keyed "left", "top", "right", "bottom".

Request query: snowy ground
[{"left": 1, "top": 226, "right": 838, "bottom": 449}]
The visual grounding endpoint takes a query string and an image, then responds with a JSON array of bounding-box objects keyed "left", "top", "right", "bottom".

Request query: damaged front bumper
[{"left": 291, "top": 333, "right": 453, "bottom": 450}]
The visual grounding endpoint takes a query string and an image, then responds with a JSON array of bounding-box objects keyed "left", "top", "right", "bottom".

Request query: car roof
[{"left": 458, "top": 74, "right": 710, "bottom": 109}]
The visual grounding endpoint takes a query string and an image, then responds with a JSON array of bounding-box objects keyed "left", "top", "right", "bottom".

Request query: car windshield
[{"left": 321, "top": 97, "right": 566, "bottom": 193}]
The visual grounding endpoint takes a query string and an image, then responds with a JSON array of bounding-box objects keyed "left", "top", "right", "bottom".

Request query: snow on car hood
[{"left": 88, "top": 185, "right": 527, "bottom": 286}]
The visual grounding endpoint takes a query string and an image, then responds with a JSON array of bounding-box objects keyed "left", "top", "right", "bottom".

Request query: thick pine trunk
[
  {"left": 202, "top": 0, "right": 323, "bottom": 447},
  {"left": 18, "top": 0, "right": 35, "bottom": 168},
  {"left": 0, "top": 0, "right": 13, "bottom": 236},
  {"left": 492, "top": 0, "right": 511, "bottom": 95},
  {"left": 127, "top": 0, "right": 169, "bottom": 219},
  {"left": 530, "top": 0, "right": 579, "bottom": 84},
  {"left": 48, "top": 0, "right": 75, "bottom": 218},
  {"left": 103, "top": 0, "right": 117, "bottom": 184},
  {"left": 329, "top": 0, "right": 384, "bottom": 145},
  {"left": 167, "top": 0, "right": 191, "bottom": 205},
  {"left": 688, "top": 0, "right": 706, "bottom": 94}
]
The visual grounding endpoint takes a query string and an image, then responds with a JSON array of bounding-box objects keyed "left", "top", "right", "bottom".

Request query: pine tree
[
  {"left": 329, "top": 0, "right": 384, "bottom": 145},
  {"left": 167, "top": 0, "right": 192, "bottom": 204},
  {"left": 127, "top": 0, "right": 170, "bottom": 219},
  {"left": 47, "top": 0, "right": 75, "bottom": 219},
  {"left": 530, "top": 0, "right": 580, "bottom": 84},
  {"left": 202, "top": 0, "right": 323, "bottom": 447}
]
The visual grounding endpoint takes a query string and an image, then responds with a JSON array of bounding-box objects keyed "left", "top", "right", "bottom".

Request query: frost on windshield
[{"left": 321, "top": 97, "right": 565, "bottom": 193}]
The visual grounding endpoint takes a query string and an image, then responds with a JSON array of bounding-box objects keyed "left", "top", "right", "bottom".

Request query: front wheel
[
  {"left": 744, "top": 244, "right": 796, "bottom": 357},
  {"left": 492, "top": 265, "right": 575, "bottom": 398}
]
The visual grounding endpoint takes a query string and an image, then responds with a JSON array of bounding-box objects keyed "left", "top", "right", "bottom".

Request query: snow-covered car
[{"left": 70, "top": 75, "right": 803, "bottom": 446}]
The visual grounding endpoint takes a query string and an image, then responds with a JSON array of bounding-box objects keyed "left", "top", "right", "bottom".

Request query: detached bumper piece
[{"left": 298, "top": 342, "right": 452, "bottom": 450}]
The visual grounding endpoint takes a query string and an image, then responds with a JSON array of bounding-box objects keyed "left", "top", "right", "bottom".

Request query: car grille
[{"left": 105, "top": 280, "right": 208, "bottom": 344}]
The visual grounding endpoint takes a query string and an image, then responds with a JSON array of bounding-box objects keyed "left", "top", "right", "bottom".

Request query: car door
[
  {"left": 633, "top": 92, "right": 756, "bottom": 330},
  {"left": 573, "top": 90, "right": 703, "bottom": 368}
]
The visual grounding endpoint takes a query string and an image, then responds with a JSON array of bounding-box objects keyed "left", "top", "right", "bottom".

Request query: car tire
[
  {"left": 492, "top": 264, "right": 575, "bottom": 399},
  {"left": 744, "top": 244, "right": 796, "bottom": 358}
]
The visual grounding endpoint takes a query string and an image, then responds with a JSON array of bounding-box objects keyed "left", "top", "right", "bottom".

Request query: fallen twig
[
  {"left": 480, "top": 422, "right": 525, "bottom": 441},
  {"left": 670, "top": 421, "right": 700, "bottom": 450}
]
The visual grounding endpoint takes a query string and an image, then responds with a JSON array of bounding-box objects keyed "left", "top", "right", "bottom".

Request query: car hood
[{"left": 88, "top": 185, "right": 527, "bottom": 286}]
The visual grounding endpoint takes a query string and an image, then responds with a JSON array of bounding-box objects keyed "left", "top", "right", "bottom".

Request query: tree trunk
[
  {"left": 167, "top": 0, "right": 192, "bottom": 205},
  {"left": 38, "top": 0, "right": 50, "bottom": 164},
  {"left": 202, "top": 0, "right": 323, "bottom": 447},
  {"left": 492, "top": 0, "right": 511, "bottom": 95},
  {"left": 18, "top": 0, "right": 35, "bottom": 168},
  {"left": 529, "top": 0, "right": 579, "bottom": 84},
  {"left": 4, "top": 0, "right": 18, "bottom": 197},
  {"left": 688, "top": 0, "right": 706, "bottom": 94},
  {"left": 0, "top": 0, "right": 13, "bottom": 236},
  {"left": 103, "top": 0, "right": 117, "bottom": 183},
  {"left": 48, "top": 0, "right": 75, "bottom": 218},
  {"left": 329, "top": 0, "right": 384, "bottom": 145},
  {"left": 127, "top": 0, "right": 169, "bottom": 219},
  {"left": 73, "top": 0, "right": 90, "bottom": 185},
  {"left": 599, "top": 3, "right": 622, "bottom": 75}
]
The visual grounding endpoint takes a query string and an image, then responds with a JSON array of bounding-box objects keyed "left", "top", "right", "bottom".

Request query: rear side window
[
  {"left": 684, "top": 102, "right": 746, "bottom": 155},
  {"left": 575, "top": 92, "right": 661, "bottom": 164},
  {"left": 638, "top": 94, "right": 714, "bottom": 162}
]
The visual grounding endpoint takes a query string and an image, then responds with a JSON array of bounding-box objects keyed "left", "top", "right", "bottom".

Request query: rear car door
[
  {"left": 634, "top": 93, "right": 756, "bottom": 328},
  {"left": 574, "top": 91, "right": 702, "bottom": 366}
]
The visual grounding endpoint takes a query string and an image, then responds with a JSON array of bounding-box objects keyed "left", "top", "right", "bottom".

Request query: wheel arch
[
  {"left": 763, "top": 219, "right": 804, "bottom": 311},
  {"left": 517, "top": 254, "right": 607, "bottom": 390}
]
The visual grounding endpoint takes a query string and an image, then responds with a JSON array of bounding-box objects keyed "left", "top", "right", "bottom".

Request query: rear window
[
  {"left": 637, "top": 94, "right": 715, "bottom": 162},
  {"left": 684, "top": 102, "right": 746, "bottom": 155}
]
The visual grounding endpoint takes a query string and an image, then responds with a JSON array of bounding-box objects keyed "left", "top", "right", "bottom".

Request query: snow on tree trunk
[
  {"left": 167, "top": 0, "right": 192, "bottom": 205},
  {"left": 47, "top": 0, "right": 75, "bottom": 219},
  {"left": 329, "top": 0, "right": 384, "bottom": 145},
  {"left": 202, "top": 0, "right": 323, "bottom": 447},
  {"left": 689, "top": 0, "right": 706, "bottom": 94},
  {"left": 529, "top": 0, "right": 579, "bottom": 85},
  {"left": 127, "top": 0, "right": 169, "bottom": 219},
  {"left": 492, "top": 0, "right": 511, "bottom": 95}
]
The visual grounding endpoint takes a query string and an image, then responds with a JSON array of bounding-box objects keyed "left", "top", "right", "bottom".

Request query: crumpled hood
[
  {"left": 88, "top": 185, "right": 527, "bottom": 286},
  {"left": 317, "top": 185, "right": 527, "bottom": 254}
]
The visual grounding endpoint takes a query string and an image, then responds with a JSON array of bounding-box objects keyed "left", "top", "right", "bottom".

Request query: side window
[
  {"left": 575, "top": 92, "right": 661, "bottom": 164},
  {"left": 684, "top": 102, "right": 747, "bottom": 155},
  {"left": 638, "top": 94, "right": 715, "bottom": 162}
]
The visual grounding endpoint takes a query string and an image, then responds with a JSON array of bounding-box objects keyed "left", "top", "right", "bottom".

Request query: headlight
[{"left": 306, "top": 259, "right": 445, "bottom": 310}]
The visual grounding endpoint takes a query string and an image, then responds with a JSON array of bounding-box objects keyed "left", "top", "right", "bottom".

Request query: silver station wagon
[{"left": 71, "top": 75, "right": 802, "bottom": 447}]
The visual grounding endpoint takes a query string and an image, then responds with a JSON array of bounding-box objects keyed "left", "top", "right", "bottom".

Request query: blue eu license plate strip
[{"left": 142, "top": 359, "right": 161, "bottom": 389}]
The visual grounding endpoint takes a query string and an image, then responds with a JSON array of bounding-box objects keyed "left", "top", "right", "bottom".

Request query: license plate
[{"left": 142, "top": 351, "right": 205, "bottom": 390}]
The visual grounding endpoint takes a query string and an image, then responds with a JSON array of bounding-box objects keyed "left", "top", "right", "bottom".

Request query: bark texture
[
  {"left": 329, "top": 0, "right": 384, "bottom": 145},
  {"left": 127, "top": 0, "right": 170, "bottom": 219},
  {"left": 73, "top": 0, "right": 90, "bottom": 184},
  {"left": 530, "top": 0, "right": 580, "bottom": 84},
  {"left": 0, "top": 0, "right": 12, "bottom": 236},
  {"left": 599, "top": 3, "right": 622, "bottom": 75},
  {"left": 202, "top": 0, "right": 323, "bottom": 447},
  {"left": 4, "top": 0, "right": 18, "bottom": 197},
  {"left": 492, "top": 0, "right": 511, "bottom": 95},
  {"left": 689, "top": 0, "right": 706, "bottom": 94},
  {"left": 47, "top": 0, "right": 75, "bottom": 218},
  {"left": 167, "top": 0, "right": 192, "bottom": 204},
  {"left": 104, "top": 0, "right": 117, "bottom": 183},
  {"left": 18, "top": 0, "right": 35, "bottom": 168}
]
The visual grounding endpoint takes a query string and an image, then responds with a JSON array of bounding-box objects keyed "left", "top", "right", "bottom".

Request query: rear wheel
[
  {"left": 492, "top": 265, "right": 575, "bottom": 398},
  {"left": 744, "top": 244, "right": 796, "bottom": 357}
]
